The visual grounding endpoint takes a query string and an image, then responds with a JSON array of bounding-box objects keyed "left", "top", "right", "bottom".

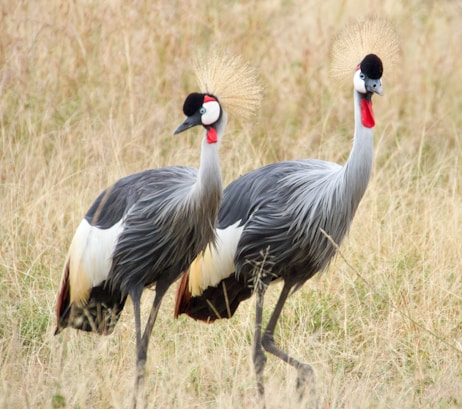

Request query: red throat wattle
[
  {"left": 360, "top": 98, "right": 375, "bottom": 128},
  {"left": 206, "top": 127, "right": 217, "bottom": 144}
]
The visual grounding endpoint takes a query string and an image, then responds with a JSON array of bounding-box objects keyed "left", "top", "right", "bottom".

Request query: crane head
[
  {"left": 354, "top": 54, "right": 384, "bottom": 96},
  {"left": 330, "top": 17, "right": 399, "bottom": 90},
  {"left": 173, "top": 93, "right": 222, "bottom": 142}
]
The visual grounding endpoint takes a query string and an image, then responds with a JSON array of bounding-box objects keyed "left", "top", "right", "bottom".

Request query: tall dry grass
[{"left": 1, "top": 0, "right": 462, "bottom": 408}]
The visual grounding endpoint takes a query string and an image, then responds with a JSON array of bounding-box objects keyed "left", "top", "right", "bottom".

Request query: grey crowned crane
[
  {"left": 55, "top": 53, "right": 262, "bottom": 407},
  {"left": 175, "top": 20, "right": 398, "bottom": 405}
]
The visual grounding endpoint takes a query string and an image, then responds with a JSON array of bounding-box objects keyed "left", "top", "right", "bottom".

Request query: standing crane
[
  {"left": 54, "top": 52, "right": 262, "bottom": 407},
  {"left": 175, "top": 20, "right": 398, "bottom": 405}
]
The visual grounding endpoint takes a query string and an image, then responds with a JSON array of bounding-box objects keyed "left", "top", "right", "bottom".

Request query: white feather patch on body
[
  {"left": 189, "top": 221, "right": 243, "bottom": 296},
  {"left": 68, "top": 219, "right": 124, "bottom": 306}
]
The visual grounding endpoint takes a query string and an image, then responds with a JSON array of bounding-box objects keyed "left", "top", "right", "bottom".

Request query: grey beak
[
  {"left": 365, "top": 78, "right": 383, "bottom": 96},
  {"left": 173, "top": 112, "right": 202, "bottom": 135}
]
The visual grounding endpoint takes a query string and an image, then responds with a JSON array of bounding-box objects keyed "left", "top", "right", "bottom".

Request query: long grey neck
[
  {"left": 339, "top": 90, "right": 374, "bottom": 211},
  {"left": 190, "top": 111, "right": 228, "bottom": 213}
]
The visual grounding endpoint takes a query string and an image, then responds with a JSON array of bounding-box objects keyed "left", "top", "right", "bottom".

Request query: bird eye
[
  {"left": 199, "top": 107, "right": 206, "bottom": 115},
  {"left": 360, "top": 73, "right": 365, "bottom": 79}
]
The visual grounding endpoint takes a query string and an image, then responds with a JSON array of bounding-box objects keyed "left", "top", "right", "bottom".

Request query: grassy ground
[{"left": 1, "top": 0, "right": 462, "bottom": 408}]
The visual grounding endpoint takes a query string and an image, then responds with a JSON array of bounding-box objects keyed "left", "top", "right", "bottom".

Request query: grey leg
[
  {"left": 130, "top": 286, "right": 145, "bottom": 409},
  {"left": 262, "top": 281, "right": 317, "bottom": 406},
  {"left": 253, "top": 283, "right": 267, "bottom": 408},
  {"left": 130, "top": 284, "right": 167, "bottom": 409}
]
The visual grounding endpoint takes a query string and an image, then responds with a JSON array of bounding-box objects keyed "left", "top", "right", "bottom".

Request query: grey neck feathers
[
  {"left": 338, "top": 90, "right": 374, "bottom": 212},
  {"left": 194, "top": 111, "right": 227, "bottom": 200},
  {"left": 188, "top": 112, "right": 227, "bottom": 240}
]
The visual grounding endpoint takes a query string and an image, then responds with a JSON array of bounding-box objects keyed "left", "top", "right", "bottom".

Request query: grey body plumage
[
  {"left": 108, "top": 165, "right": 220, "bottom": 296},
  {"left": 231, "top": 139, "right": 371, "bottom": 291},
  {"left": 95, "top": 165, "right": 219, "bottom": 295}
]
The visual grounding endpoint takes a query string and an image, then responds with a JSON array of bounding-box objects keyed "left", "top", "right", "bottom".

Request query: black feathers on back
[
  {"left": 360, "top": 54, "right": 383, "bottom": 79},
  {"left": 183, "top": 93, "right": 205, "bottom": 116}
]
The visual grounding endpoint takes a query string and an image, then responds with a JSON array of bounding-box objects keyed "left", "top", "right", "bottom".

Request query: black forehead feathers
[
  {"left": 182, "top": 93, "right": 204, "bottom": 116},
  {"left": 360, "top": 54, "right": 383, "bottom": 80}
]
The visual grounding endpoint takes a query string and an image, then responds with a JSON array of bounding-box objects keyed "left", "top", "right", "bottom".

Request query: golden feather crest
[
  {"left": 193, "top": 51, "right": 263, "bottom": 122},
  {"left": 330, "top": 17, "right": 400, "bottom": 80}
]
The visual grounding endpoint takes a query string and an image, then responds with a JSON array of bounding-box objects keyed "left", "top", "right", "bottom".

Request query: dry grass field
[{"left": 1, "top": 0, "right": 462, "bottom": 408}]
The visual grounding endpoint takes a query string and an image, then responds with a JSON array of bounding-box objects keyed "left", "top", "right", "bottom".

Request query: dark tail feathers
[
  {"left": 174, "top": 271, "right": 252, "bottom": 322},
  {"left": 55, "top": 285, "right": 127, "bottom": 336}
]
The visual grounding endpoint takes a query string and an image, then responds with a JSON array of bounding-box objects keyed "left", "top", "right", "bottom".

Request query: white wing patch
[
  {"left": 68, "top": 219, "right": 124, "bottom": 306},
  {"left": 189, "top": 221, "right": 243, "bottom": 296}
]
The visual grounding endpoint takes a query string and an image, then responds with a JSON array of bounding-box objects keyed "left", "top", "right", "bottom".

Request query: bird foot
[{"left": 296, "top": 363, "right": 317, "bottom": 408}]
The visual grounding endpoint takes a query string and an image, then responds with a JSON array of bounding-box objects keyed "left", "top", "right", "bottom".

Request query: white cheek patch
[
  {"left": 201, "top": 100, "right": 221, "bottom": 126},
  {"left": 353, "top": 70, "right": 366, "bottom": 94}
]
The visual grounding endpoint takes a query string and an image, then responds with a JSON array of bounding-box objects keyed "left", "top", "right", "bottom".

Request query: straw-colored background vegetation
[{"left": 1, "top": 0, "right": 461, "bottom": 408}]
